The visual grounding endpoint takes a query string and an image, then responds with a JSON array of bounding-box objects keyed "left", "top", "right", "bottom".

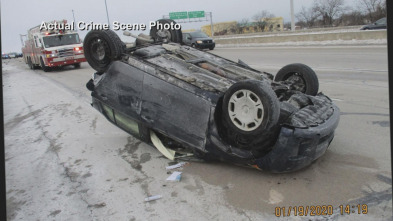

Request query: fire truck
[{"left": 21, "top": 19, "right": 86, "bottom": 72}]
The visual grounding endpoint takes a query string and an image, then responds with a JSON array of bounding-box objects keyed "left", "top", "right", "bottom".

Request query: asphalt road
[{"left": 3, "top": 45, "right": 391, "bottom": 221}]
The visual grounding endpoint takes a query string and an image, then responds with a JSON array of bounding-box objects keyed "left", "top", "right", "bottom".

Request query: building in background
[{"left": 201, "top": 17, "right": 284, "bottom": 36}]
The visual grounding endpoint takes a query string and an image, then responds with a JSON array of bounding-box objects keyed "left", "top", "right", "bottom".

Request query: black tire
[
  {"left": 150, "top": 19, "right": 182, "bottom": 44},
  {"left": 222, "top": 80, "right": 280, "bottom": 138},
  {"left": 40, "top": 57, "right": 51, "bottom": 72},
  {"left": 275, "top": 63, "right": 319, "bottom": 96},
  {"left": 74, "top": 63, "right": 81, "bottom": 68},
  {"left": 209, "top": 46, "right": 215, "bottom": 50},
  {"left": 83, "top": 29, "right": 125, "bottom": 73},
  {"left": 28, "top": 58, "right": 34, "bottom": 69},
  {"left": 191, "top": 44, "right": 196, "bottom": 48}
]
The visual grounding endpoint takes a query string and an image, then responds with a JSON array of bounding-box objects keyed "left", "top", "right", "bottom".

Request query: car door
[
  {"left": 140, "top": 73, "right": 211, "bottom": 149},
  {"left": 94, "top": 61, "right": 144, "bottom": 120}
]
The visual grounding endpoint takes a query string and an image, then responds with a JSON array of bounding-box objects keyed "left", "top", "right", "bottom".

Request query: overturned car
[{"left": 84, "top": 19, "right": 339, "bottom": 173}]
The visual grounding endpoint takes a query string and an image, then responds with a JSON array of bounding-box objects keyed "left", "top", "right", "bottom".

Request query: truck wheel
[
  {"left": 83, "top": 30, "right": 125, "bottom": 73},
  {"left": 28, "top": 58, "right": 33, "bottom": 69},
  {"left": 40, "top": 58, "right": 51, "bottom": 72},
  {"left": 74, "top": 63, "right": 81, "bottom": 68},
  {"left": 28, "top": 58, "right": 37, "bottom": 70},
  {"left": 222, "top": 80, "right": 280, "bottom": 137},
  {"left": 275, "top": 63, "right": 319, "bottom": 96},
  {"left": 150, "top": 19, "right": 182, "bottom": 44}
]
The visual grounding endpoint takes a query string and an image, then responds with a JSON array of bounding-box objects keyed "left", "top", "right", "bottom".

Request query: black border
[{"left": 0, "top": 2, "right": 8, "bottom": 220}]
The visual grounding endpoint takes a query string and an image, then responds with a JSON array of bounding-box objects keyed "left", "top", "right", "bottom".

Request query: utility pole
[
  {"left": 209, "top": 12, "right": 214, "bottom": 37},
  {"left": 104, "top": 0, "right": 110, "bottom": 28},
  {"left": 72, "top": 10, "right": 76, "bottom": 26},
  {"left": 290, "top": 0, "right": 295, "bottom": 31}
]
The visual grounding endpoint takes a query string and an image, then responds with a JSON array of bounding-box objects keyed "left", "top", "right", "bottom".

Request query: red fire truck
[{"left": 21, "top": 19, "right": 86, "bottom": 72}]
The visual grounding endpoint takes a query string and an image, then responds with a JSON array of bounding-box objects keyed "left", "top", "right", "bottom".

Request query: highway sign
[
  {"left": 188, "top": 11, "right": 205, "bottom": 18},
  {"left": 169, "top": 11, "right": 188, "bottom": 20}
]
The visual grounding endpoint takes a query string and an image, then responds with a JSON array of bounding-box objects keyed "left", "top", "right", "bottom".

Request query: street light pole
[
  {"left": 290, "top": 0, "right": 295, "bottom": 31},
  {"left": 104, "top": 0, "right": 110, "bottom": 28},
  {"left": 72, "top": 10, "right": 76, "bottom": 25},
  {"left": 209, "top": 12, "right": 214, "bottom": 37}
]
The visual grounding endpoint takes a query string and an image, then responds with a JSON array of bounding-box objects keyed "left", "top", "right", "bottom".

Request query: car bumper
[
  {"left": 48, "top": 57, "right": 86, "bottom": 67},
  {"left": 254, "top": 105, "right": 340, "bottom": 173},
  {"left": 196, "top": 42, "right": 215, "bottom": 49}
]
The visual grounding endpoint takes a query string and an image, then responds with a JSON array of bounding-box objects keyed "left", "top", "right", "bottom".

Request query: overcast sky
[{"left": 1, "top": 0, "right": 359, "bottom": 53}]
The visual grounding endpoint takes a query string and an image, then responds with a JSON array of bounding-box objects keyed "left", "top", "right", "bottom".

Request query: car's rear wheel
[
  {"left": 275, "top": 63, "right": 319, "bottom": 96},
  {"left": 222, "top": 80, "right": 280, "bottom": 140},
  {"left": 150, "top": 19, "right": 182, "bottom": 44},
  {"left": 83, "top": 30, "right": 125, "bottom": 73}
]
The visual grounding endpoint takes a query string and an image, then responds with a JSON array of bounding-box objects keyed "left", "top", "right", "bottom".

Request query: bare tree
[
  {"left": 357, "top": 0, "right": 386, "bottom": 22},
  {"left": 252, "top": 10, "right": 275, "bottom": 32},
  {"left": 312, "top": 0, "right": 347, "bottom": 26},
  {"left": 296, "top": 6, "right": 319, "bottom": 28},
  {"left": 236, "top": 18, "right": 249, "bottom": 34},
  {"left": 283, "top": 22, "right": 292, "bottom": 30},
  {"left": 337, "top": 10, "right": 365, "bottom": 25}
]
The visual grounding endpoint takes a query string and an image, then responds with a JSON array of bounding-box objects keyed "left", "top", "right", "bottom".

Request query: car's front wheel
[{"left": 221, "top": 80, "right": 280, "bottom": 143}]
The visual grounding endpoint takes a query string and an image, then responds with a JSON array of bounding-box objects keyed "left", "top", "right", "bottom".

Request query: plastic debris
[
  {"left": 150, "top": 131, "right": 176, "bottom": 160},
  {"left": 166, "top": 171, "right": 182, "bottom": 182},
  {"left": 144, "top": 195, "right": 162, "bottom": 202},
  {"left": 166, "top": 162, "right": 186, "bottom": 170}
]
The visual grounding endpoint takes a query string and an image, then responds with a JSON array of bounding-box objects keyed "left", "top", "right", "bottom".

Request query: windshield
[
  {"left": 376, "top": 18, "right": 386, "bottom": 25},
  {"left": 190, "top": 32, "right": 209, "bottom": 38},
  {"left": 42, "top": 33, "right": 80, "bottom": 48}
]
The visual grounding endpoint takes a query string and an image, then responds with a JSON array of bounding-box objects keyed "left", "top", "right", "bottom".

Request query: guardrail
[{"left": 213, "top": 29, "right": 386, "bottom": 46}]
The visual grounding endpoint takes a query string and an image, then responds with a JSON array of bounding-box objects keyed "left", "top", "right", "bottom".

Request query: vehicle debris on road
[
  {"left": 166, "top": 162, "right": 187, "bottom": 170},
  {"left": 144, "top": 195, "right": 162, "bottom": 202},
  {"left": 166, "top": 171, "right": 182, "bottom": 182}
]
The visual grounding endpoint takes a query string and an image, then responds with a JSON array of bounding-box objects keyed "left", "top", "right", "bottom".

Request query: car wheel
[
  {"left": 209, "top": 46, "right": 214, "bottom": 50},
  {"left": 74, "top": 63, "right": 81, "bottom": 68},
  {"left": 40, "top": 57, "right": 51, "bottom": 72},
  {"left": 191, "top": 44, "right": 196, "bottom": 48},
  {"left": 150, "top": 19, "right": 182, "bottom": 43},
  {"left": 275, "top": 63, "right": 319, "bottom": 96},
  {"left": 222, "top": 80, "right": 280, "bottom": 139},
  {"left": 83, "top": 29, "right": 125, "bottom": 73}
]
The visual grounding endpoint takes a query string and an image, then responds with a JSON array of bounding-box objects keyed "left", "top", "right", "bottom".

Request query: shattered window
[
  {"left": 114, "top": 111, "right": 139, "bottom": 136},
  {"left": 102, "top": 104, "right": 115, "bottom": 122}
]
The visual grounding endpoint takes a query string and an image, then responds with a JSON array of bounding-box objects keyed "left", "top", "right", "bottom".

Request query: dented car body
[{"left": 84, "top": 20, "right": 339, "bottom": 173}]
